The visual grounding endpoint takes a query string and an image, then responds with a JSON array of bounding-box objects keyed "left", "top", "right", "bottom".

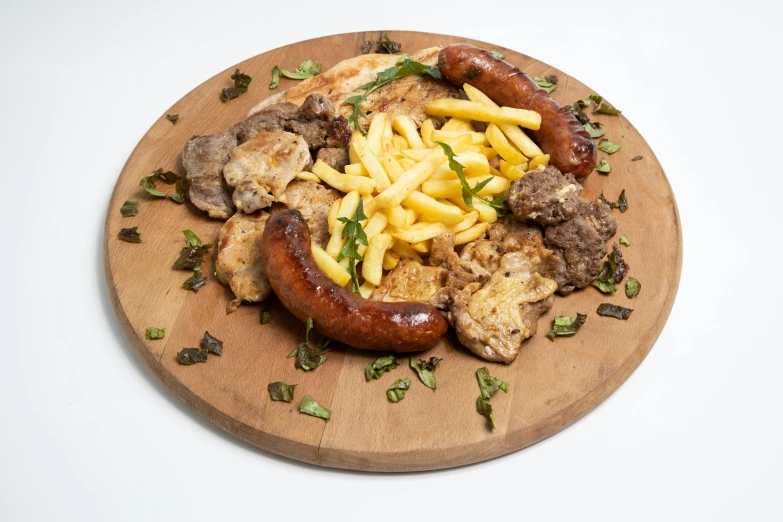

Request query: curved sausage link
[
  {"left": 438, "top": 44, "right": 596, "bottom": 179},
  {"left": 261, "top": 210, "right": 448, "bottom": 352}
]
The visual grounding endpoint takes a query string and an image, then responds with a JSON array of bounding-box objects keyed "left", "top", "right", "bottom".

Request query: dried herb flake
[
  {"left": 626, "top": 277, "right": 641, "bottom": 298},
  {"left": 200, "top": 331, "right": 223, "bottom": 356},
  {"left": 361, "top": 33, "right": 402, "bottom": 54},
  {"left": 619, "top": 235, "right": 631, "bottom": 246},
  {"left": 597, "top": 303, "right": 633, "bottom": 320},
  {"left": 221, "top": 69, "right": 252, "bottom": 102},
  {"left": 280, "top": 60, "right": 321, "bottom": 80},
  {"left": 118, "top": 227, "right": 141, "bottom": 243},
  {"left": 598, "top": 139, "right": 621, "bottom": 154},
  {"left": 631, "top": 155, "right": 643, "bottom": 161},
  {"left": 489, "top": 50, "right": 506, "bottom": 60},
  {"left": 386, "top": 378, "right": 411, "bottom": 403},
  {"left": 599, "top": 189, "right": 628, "bottom": 213},
  {"left": 269, "top": 66, "right": 280, "bottom": 89},
  {"left": 259, "top": 309, "right": 272, "bottom": 324},
  {"left": 476, "top": 397, "right": 496, "bottom": 429},
  {"left": 546, "top": 314, "right": 587, "bottom": 341},
  {"left": 182, "top": 269, "right": 207, "bottom": 293},
  {"left": 120, "top": 200, "right": 139, "bottom": 217},
  {"left": 533, "top": 76, "right": 557, "bottom": 94},
  {"left": 584, "top": 122, "right": 605, "bottom": 139},
  {"left": 268, "top": 382, "right": 296, "bottom": 402},
  {"left": 594, "top": 103, "right": 622, "bottom": 115},
  {"left": 410, "top": 357, "right": 441, "bottom": 389},
  {"left": 477, "top": 367, "right": 509, "bottom": 400},
  {"left": 166, "top": 114, "right": 179, "bottom": 124},
  {"left": 176, "top": 347, "right": 208, "bottom": 365},
  {"left": 596, "top": 158, "right": 611, "bottom": 174},
  {"left": 146, "top": 327, "right": 165, "bottom": 340},
  {"left": 365, "top": 355, "right": 399, "bottom": 381},
  {"left": 299, "top": 395, "right": 331, "bottom": 420}
]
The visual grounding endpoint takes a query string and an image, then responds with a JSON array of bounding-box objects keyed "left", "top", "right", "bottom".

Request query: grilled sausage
[
  {"left": 438, "top": 44, "right": 596, "bottom": 179},
  {"left": 261, "top": 210, "right": 448, "bottom": 352}
]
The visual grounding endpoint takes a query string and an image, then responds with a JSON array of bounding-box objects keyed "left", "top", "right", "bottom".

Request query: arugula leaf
[
  {"left": 145, "top": 327, "right": 165, "bottom": 340},
  {"left": 281, "top": 60, "right": 321, "bottom": 80},
  {"left": 260, "top": 309, "right": 272, "bottom": 324},
  {"left": 269, "top": 66, "right": 280, "bottom": 89},
  {"left": 200, "top": 331, "right": 223, "bottom": 356},
  {"left": 337, "top": 200, "right": 368, "bottom": 293},
  {"left": 435, "top": 141, "right": 506, "bottom": 212},
  {"left": 176, "top": 347, "right": 208, "bottom": 365},
  {"left": 598, "top": 139, "right": 620, "bottom": 154},
  {"left": 120, "top": 200, "right": 139, "bottom": 217},
  {"left": 619, "top": 235, "right": 631, "bottom": 247},
  {"left": 386, "top": 378, "right": 411, "bottom": 403},
  {"left": 268, "top": 382, "right": 296, "bottom": 402},
  {"left": 533, "top": 76, "right": 557, "bottom": 93},
  {"left": 596, "top": 159, "right": 611, "bottom": 174},
  {"left": 365, "top": 355, "right": 399, "bottom": 380},
  {"left": 476, "top": 397, "right": 496, "bottom": 429},
  {"left": 583, "top": 122, "right": 605, "bottom": 139},
  {"left": 546, "top": 314, "right": 587, "bottom": 341},
  {"left": 476, "top": 367, "right": 509, "bottom": 400},
  {"left": 299, "top": 395, "right": 331, "bottom": 420},
  {"left": 626, "top": 277, "right": 641, "bottom": 298},
  {"left": 220, "top": 68, "right": 252, "bottom": 102},
  {"left": 118, "top": 227, "right": 141, "bottom": 243},
  {"left": 594, "top": 103, "right": 622, "bottom": 115},
  {"left": 410, "top": 357, "right": 441, "bottom": 389},
  {"left": 596, "top": 303, "right": 633, "bottom": 320}
]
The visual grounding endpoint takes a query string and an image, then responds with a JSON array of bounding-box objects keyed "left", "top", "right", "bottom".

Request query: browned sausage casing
[
  {"left": 438, "top": 44, "right": 596, "bottom": 179},
  {"left": 261, "top": 210, "right": 448, "bottom": 352}
]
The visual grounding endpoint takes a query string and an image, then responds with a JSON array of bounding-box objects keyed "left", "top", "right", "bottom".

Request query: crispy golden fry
[
  {"left": 392, "top": 115, "right": 426, "bottom": 149},
  {"left": 384, "top": 205, "right": 408, "bottom": 228},
  {"left": 448, "top": 196, "right": 498, "bottom": 224},
  {"left": 352, "top": 132, "right": 390, "bottom": 190},
  {"left": 358, "top": 281, "right": 376, "bottom": 299},
  {"left": 295, "top": 171, "right": 321, "bottom": 183},
  {"left": 367, "top": 113, "right": 387, "bottom": 157},
  {"left": 485, "top": 123, "right": 527, "bottom": 165},
  {"left": 421, "top": 175, "right": 510, "bottom": 199},
  {"left": 389, "top": 221, "right": 451, "bottom": 244},
  {"left": 325, "top": 190, "right": 360, "bottom": 258},
  {"left": 344, "top": 163, "right": 369, "bottom": 177},
  {"left": 362, "top": 194, "right": 379, "bottom": 219},
  {"left": 327, "top": 198, "right": 340, "bottom": 234},
  {"left": 391, "top": 238, "right": 423, "bottom": 263},
  {"left": 349, "top": 138, "right": 361, "bottom": 164},
  {"left": 462, "top": 84, "right": 544, "bottom": 157},
  {"left": 312, "top": 243, "right": 351, "bottom": 286},
  {"left": 404, "top": 208, "right": 418, "bottom": 229},
  {"left": 392, "top": 135, "right": 409, "bottom": 152},
  {"left": 420, "top": 119, "right": 436, "bottom": 148},
  {"left": 411, "top": 239, "right": 432, "bottom": 253},
  {"left": 431, "top": 129, "right": 488, "bottom": 146},
  {"left": 402, "top": 191, "right": 464, "bottom": 225},
  {"left": 383, "top": 115, "right": 394, "bottom": 145},
  {"left": 377, "top": 144, "right": 405, "bottom": 182},
  {"left": 449, "top": 210, "right": 479, "bottom": 233},
  {"left": 529, "top": 154, "right": 551, "bottom": 170},
  {"left": 400, "top": 148, "right": 431, "bottom": 162},
  {"left": 441, "top": 117, "right": 474, "bottom": 132},
  {"left": 362, "top": 233, "right": 394, "bottom": 286},
  {"left": 477, "top": 146, "right": 499, "bottom": 160},
  {"left": 382, "top": 250, "right": 400, "bottom": 271},
  {"left": 499, "top": 159, "right": 528, "bottom": 181},
  {"left": 312, "top": 160, "right": 376, "bottom": 195},
  {"left": 426, "top": 99, "right": 541, "bottom": 130},
  {"left": 398, "top": 158, "right": 415, "bottom": 170},
  {"left": 454, "top": 222, "right": 489, "bottom": 245},
  {"left": 357, "top": 212, "right": 389, "bottom": 258}
]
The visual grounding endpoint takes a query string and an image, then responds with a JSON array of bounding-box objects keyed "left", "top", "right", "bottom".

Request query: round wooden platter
[{"left": 104, "top": 31, "right": 682, "bottom": 472}]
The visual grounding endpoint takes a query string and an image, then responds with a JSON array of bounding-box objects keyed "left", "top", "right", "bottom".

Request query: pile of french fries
[{"left": 302, "top": 83, "right": 550, "bottom": 298}]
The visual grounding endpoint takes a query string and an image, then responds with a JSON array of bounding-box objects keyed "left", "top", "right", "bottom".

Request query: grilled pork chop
[
  {"left": 182, "top": 131, "right": 238, "bottom": 219},
  {"left": 270, "top": 180, "right": 340, "bottom": 248}
]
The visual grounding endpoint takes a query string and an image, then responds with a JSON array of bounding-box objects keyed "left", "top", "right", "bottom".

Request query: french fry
[
  {"left": 349, "top": 138, "right": 361, "bottom": 164},
  {"left": 449, "top": 210, "right": 479, "bottom": 233},
  {"left": 392, "top": 135, "right": 409, "bottom": 152},
  {"left": 312, "top": 160, "right": 375, "bottom": 195},
  {"left": 383, "top": 115, "right": 394, "bottom": 144},
  {"left": 367, "top": 113, "right": 387, "bottom": 156},
  {"left": 296, "top": 171, "right": 321, "bottom": 183},
  {"left": 362, "top": 233, "right": 394, "bottom": 286},
  {"left": 448, "top": 196, "right": 498, "bottom": 224},
  {"left": 485, "top": 123, "right": 527, "bottom": 165},
  {"left": 421, "top": 176, "right": 510, "bottom": 199},
  {"left": 312, "top": 244, "right": 351, "bottom": 286},
  {"left": 358, "top": 281, "right": 376, "bottom": 299},
  {"left": 454, "top": 222, "right": 489, "bottom": 245},
  {"left": 352, "top": 132, "right": 390, "bottom": 190},
  {"left": 377, "top": 144, "right": 405, "bottom": 182},
  {"left": 426, "top": 99, "right": 541, "bottom": 130},
  {"left": 401, "top": 148, "right": 431, "bottom": 162},
  {"left": 357, "top": 212, "right": 388, "bottom": 257},
  {"left": 389, "top": 221, "right": 451, "bottom": 244},
  {"left": 477, "top": 146, "right": 499, "bottom": 160},
  {"left": 411, "top": 239, "right": 432, "bottom": 253},
  {"left": 441, "top": 117, "right": 474, "bottom": 132},
  {"left": 404, "top": 208, "right": 418, "bottom": 229},
  {"left": 382, "top": 250, "right": 400, "bottom": 271},
  {"left": 430, "top": 129, "right": 488, "bottom": 146},
  {"left": 325, "top": 191, "right": 360, "bottom": 258},
  {"left": 327, "top": 199, "right": 340, "bottom": 234},
  {"left": 374, "top": 135, "right": 471, "bottom": 209},
  {"left": 344, "top": 163, "right": 369, "bottom": 177},
  {"left": 420, "top": 119, "right": 436, "bottom": 148},
  {"left": 402, "top": 191, "right": 464, "bottom": 225},
  {"left": 392, "top": 115, "right": 426, "bottom": 149},
  {"left": 391, "top": 239, "right": 423, "bottom": 263},
  {"left": 361, "top": 194, "right": 378, "bottom": 219},
  {"left": 462, "top": 83, "right": 544, "bottom": 157},
  {"left": 528, "top": 154, "right": 551, "bottom": 170},
  {"left": 398, "top": 158, "right": 416, "bottom": 170},
  {"left": 499, "top": 159, "right": 528, "bottom": 181},
  {"left": 384, "top": 205, "right": 408, "bottom": 228}
]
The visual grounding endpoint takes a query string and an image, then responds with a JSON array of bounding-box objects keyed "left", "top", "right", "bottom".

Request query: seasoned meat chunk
[
  {"left": 509, "top": 166, "right": 582, "bottom": 225},
  {"left": 233, "top": 102, "right": 300, "bottom": 144},
  {"left": 270, "top": 180, "right": 340, "bottom": 248},
  {"left": 544, "top": 199, "right": 617, "bottom": 295},
  {"left": 182, "top": 131, "right": 237, "bottom": 219},
  {"left": 223, "top": 131, "right": 311, "bottom": 213},
  {"left": 315, "top": 147, "right": 349, "bottom": 173},
  {"left": 215, "top": 211, "right": 271, "bottom": 312},
  {"left": 371, "top": 259, "right": 447, "bottom": 303}
]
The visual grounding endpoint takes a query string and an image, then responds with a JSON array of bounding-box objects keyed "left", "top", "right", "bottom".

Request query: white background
[{"left": 1, "top": 0, "right": 780, "bottom": 520}]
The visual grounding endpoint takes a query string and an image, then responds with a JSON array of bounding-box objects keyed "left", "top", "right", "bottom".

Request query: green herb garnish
[
  {"left": 598, "top": 139, "right": 620, "bottom": 154},
  {"left": 120, "top": 200, "right": 139, "bottom": 217},
  {"left": 489, "top": 50, "right": 506, "bottom": 60},
  {"left": 268, "top": 382, "right": 296, "bottom": 402},
  {"left": 140, "top": 168, "right": 182, "bottom": 200},
  {"left": 435, "top": 141, "right": 507, "bottom": 213},
  {"left": 292, "top": 317, "right": 330, "bottom": 371},
  {"left": 220, "top": 68, "right": 252, "bottom": 102},
  {"left": 365, "top": 355, "right": 399, "bottom": 380},
  {"left": 476, "top": 397, "right": 495, "bottom": 429},
  {"left": 139, "top": 172, "right": 167, "bottom": 198},
  {"left": 533, "top": 76, "right": 557, "bottom": 93},
  {"left": 118, "top": 227, "right": 141, "bottom": 243},
  {"left": 337, "top": 200, "right": 368, "bottom": 293},
  {"left": 299, "top": 395, "right": 331, "bottom": 420},
  {"left": 569, "top": 99, "right": 591, "bottom": 124},
  {"left": 583, "top": 122, "right": 605, "bottom": 139},
  {"left": 200, "top": 331, "right": 223, "bottom": 356},
  {"left": 386, "top": 378, "right": 411, "bottom": 403},
  {"left": 280, "top": 60, "right": 321, "bottom": 80},
  {"left": 343, "top": 58, "right": 442, "bottom": 131},
  {"left": 269, "top": 66, "right": 280, "bottom": 89},
  {"left": 596, "top": 159, "right": 611, "bottom": 174},
  {"left": 260, "top": 309, "right": 272, "bottom": 324},
  {"left": 546, "top": 314, "right": 587, "bottom": 341},
  {"left": 166, "top": 114, "right": 179, "bottom": 124},
  {"left": 593, "top": 250, "right": 621, "bottom": 294},
  {"left": 619, "top": 235, "right": 631, "bottom": 246},
  {"left": 168, "top": 180, "right": 186, "bottom": 204},
  {"left": 599, "top": 189, "right": 628, "bottom": 213},
  {"left": 361, "top": 33, "right": 403, "bottom": 54},
  {"left": 477, "top": 367, "right": 509, "bottom": 400},
  {"left": 594, "top": 102, "right": 622, "bottom": 115},
  {"left": 588, "top": 93, "right": 603, "bottom": 105},
  {"left": 174, "top": 230, "right": 212, "bottom": 270},
  {"left": 631, "top": 155, "right": 643, "bottom": 161},
  {"left": 176, "top": 347, "right": 208, "bottom": 365},
  {"left": 626, "top": 277, "right": 641, "bottom": 298},
  {"left": 182, "top": 267, "right": 207, "bottom": 293},
  {"left": 597, "top": 303, "right": 633, "bottom": 320},
  {"left": 145, "top": 327, "right": 165, "bottom": 340},
  {"left": 410, "top": 357, "right": 441, "bottom": 389}
]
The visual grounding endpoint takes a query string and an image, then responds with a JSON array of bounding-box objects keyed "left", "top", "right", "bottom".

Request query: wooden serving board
[{"left": 104, "top": 31, "right": 682, "bottom": 471}]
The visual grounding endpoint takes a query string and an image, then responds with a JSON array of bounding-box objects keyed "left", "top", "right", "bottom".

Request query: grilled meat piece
[
  {"left": 315, "top": 147, "right": 349, "bottom": 173},
  {"left": 182, "top": 131, "right": 237, "bottom": 219},
  {"left": 270, "top": 180, "right": 340, "bottom": 248},
  {"left": 508, "top": 166, "right": 582, "bottom": 226},
  {"left": 371, "top": 259, "right": 447, "bottom": 304}
]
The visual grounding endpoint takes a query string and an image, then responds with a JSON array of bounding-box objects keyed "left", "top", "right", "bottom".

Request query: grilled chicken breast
[
  {"left": 370, "top": 259, "right": 446, "bottom": 303},
  {"left": 270, "top": 179, "right": 340, "bottom": 248}
]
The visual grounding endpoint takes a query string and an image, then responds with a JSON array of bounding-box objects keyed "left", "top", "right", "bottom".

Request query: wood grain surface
[{"left": 103, "top": 31, "right": 682, "bottom": 472}]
